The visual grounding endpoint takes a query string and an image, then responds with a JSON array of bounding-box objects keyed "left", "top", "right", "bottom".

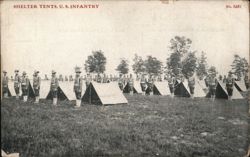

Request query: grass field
[{"left": 1, "top": 95, "right": 250, "bottom": 157}]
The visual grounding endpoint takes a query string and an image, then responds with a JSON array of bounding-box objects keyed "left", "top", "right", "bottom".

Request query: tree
[
  {"left": 132, "top": 54, "right": 146, "bottom": 75},
  {"left": 167, "top": 36, "right": 194, "bottom": 76},
  {"left": 144, "top": 55, "right": 162, "bottom": 76},
  {"left": 196, "top": 51, "right": 208, "bottom": 80},
  {"left": 182, "top": 51, "right": 197, "bottom": 78},
  {"left": 84, "top": 50, "right": 107, "bottom": 74},
  {"left": 116, "top": 58, "right": 129, "bottom": 75},
  {"left": 231, "top": 54, "right": 248, "bottom": 80}
]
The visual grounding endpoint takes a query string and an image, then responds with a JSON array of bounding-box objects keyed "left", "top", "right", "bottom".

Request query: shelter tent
[
  {"left": 174, "top": 79, "right": 206, "bottom": 97},
  {"left": 59, "top": 81, "right": 76, "bottom": 100},
  {"left": 7, "top": 81, "right": 17, "bottom": 97},
  {"left": 30, "top": 80, "right": 50, "bottom": 99},
  {"left": 151, "top": 81, "right": 170, "bottom": 95},
  {"left": 82, "top": 82, "right": 128, "bottom": 105},
  {"left": 123, "top": 81, "right": 142, "bottom": 94},
  {"left": 234, "top": 80, "right": 247, "bottom": 92},
  {"left": 210, "top": 81, "right": 243, "bottom": 99},
  {"left": 46, "top": 85, "right": 68, "bottom": 101}
]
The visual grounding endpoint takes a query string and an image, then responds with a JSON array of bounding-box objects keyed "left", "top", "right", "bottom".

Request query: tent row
[
  {"left": 122, "top": 79, "right": 245, "bottom": 99},
  {"left": 6, "top": 81, "right": 128, "bottom": 105}
]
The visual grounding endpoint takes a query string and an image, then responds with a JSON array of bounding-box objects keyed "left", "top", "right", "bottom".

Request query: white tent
[
  {"left": 30, "top": 80, "right": 51, "bottom": 99},
  {"left": 123, "top": 81, "right": 142, "bottom": 94},
  {"left": 59, "top": 82, "right": 75, "bottom": 100},
  {"left": 7, "top": 81, "right": 20, "bottom": 96},
  {"left": 175, "top": 79, "right": 206, "bottom": 97},
  {"left": 234, "top": 80, "right": 247, "bottom": 92},
  {"left": 153, "top": 81, "right": 171, "bottom": 95},
  {"left": 82, "top": 82, "right": 128, "bottom": 105}
]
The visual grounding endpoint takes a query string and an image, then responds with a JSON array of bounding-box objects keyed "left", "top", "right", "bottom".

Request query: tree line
[{"left": 84, "top": 36, "right": 248, "bottom": 80}]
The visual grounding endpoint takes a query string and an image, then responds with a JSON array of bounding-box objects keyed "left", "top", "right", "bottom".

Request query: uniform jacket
[
  {"left": 14, "top": 74, "right": 21, "bottom": 87},
  {"left": 50, "top": 76, "right": 59, "bottom": 91},
  {"left": 21, "top": 76, "right": 29, "bottom": 89},
  {"left": 2, "top": 75, "right": 9, "bottom": 87},
  {"left": 33, "top": 76, "right": 41, "bottom": 89},
  {"left": 74, "top": 76, "right": 82, "bottom": 92}
]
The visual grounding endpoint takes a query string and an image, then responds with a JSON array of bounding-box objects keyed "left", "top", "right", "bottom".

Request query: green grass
[{"left": 1, "top": 95, "right": 250, "bottom": 157}]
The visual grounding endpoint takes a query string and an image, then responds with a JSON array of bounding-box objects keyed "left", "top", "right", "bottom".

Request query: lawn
[{"left": 1, "top": 95, "right": 250, "bottom": 157}]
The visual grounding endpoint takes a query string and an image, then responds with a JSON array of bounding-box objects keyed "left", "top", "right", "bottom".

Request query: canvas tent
[
  {"left": 146, "top": 81, "right": 171, "bottom": 95},
  {"left": 234, "top": 80, "right": 247, "bottom": 92},
  {"left": 123, "top": 81, "right": 142, "bottom": 94},
  {"left": 59, "top": 82, "right": 76, "bottom": 100},
  {"left": 30, "top": 80, "right": 51, "bottom": 99},
  {"left": 214, "top": 81, "right": 243, "bottom": 99},
  {"left": 174, "top": 79, "right": 206, "bottom": 97},
  {"left": 7, "top": 81, "right": 18, "bottom": 96},
  {"left": 82, "top": 82, "right": 128, "bottom": 105}
]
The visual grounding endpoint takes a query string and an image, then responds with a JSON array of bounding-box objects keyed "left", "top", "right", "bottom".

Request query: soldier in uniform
[
  {"left": 244, "top": 75, "right": 249, "bottom": 89},
  {"left": 207, "top": 72, "right": 218, "bottom": 101},
  {"left": 118, "top": 74, "right": 124, "bottom": 90},
  {"left": 168, "top": 73, "right": 176, "bottom": 98},
  {"left": 74, "top": 67, "right": 82, "bottom": 107},
  {"left": 222, "top": 75, "right": 227, "bottom": 83},
  {"left": 140, "top": 74, "right": 147, "bottom": 95},
  {"left": 14, "top": 70, "right": 21, "bottom": 99},
  {"left": 128, "top": 74, "right": 134, "bottom": 95},
  {"left": 187, "top": 72, "right": 195, "bottom": 99},
  {"left": 50, "top": 70, "right": 59, "bottom": 105},
  {"left": 147, "top": 75, "right": 154, "bottom": 95},
  {"left": 2, "top": 71, "right": 9, "bottom": 98},
  {"left": 33, "top": 70, "right": 41, "bottom": 103},
  {"left": 96, "top": 73, "right": 102, "bottom": 83},
  {"left": 225, "top": 71, "right": 234, "bottom": 101},
  {"left": 21, "top": 71, "right": 29, "bottom": 102}
]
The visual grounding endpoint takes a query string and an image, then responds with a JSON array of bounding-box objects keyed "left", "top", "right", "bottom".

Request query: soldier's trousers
[
  {"left": 226, "top": 85, "right": 233, "bottom": 96},
  {"left": 34, "top": 87, "right": 40, "bottom": 96},
  {"left": 189, "top": 86, "right": 194, "bottom": 94},
  {"left": 14, "top": 87, "right": 20, "bottom": 95},
  {"left": 2, "top": 86, "right": 8, "bottom": 94},
  {"left": 128, "top": 85, "right": 134, "bottom": 92},
  {"left": 209, "top": 86, "right": 216, "bottom": 96},
  {"left": 75, "top": 91, "right": 81, "bottom": 99},
  {"left": 22, "top": 88, "right": 28, "bottom": 96},
  {"left": 141, "top": 83, "right": 146, "bottom": 91},
  {"left": 169, "top": 86, "right": 174, "bottom": 94},
  {"left": 51, "top": 90, "right": 58, "bottom": 98}
]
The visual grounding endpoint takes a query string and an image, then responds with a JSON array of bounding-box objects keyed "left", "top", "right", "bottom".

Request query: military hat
[
  {"left": 23, "top": 71, "right": 27, "bottom": 75},
  {"left": 15, "top": 70, "right": 19, "bottom": 72},
  {"left": 52, "top": 70, "right": 56, "bottom": 74},
  {"left": 34, "top": 70, "right": 39, "bottom": 74},
  {"left": 3, "top": 70, "right": 7, "bottom": 73}
]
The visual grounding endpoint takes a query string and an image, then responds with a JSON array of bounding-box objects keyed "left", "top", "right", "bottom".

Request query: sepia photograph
[{"left": 1, "top": 0, "right": 250, "bottom": 157}]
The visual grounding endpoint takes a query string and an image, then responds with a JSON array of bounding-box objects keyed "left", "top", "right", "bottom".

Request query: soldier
[
  {"left": 187, "top": 72, "right": 195, "bottom": 99},
  {"left": 65, "top": 76, "right": 68, "bottom": 81},
  {"left": 33, "top": 70, "right": 41, "bottom": 103},
  {"left": 74, "top": 67, "right": 83, "bottom": 107},
  {"left": 118, "top": 74, "right": 124, "bottom": 90},
  {"left": 128, "top": 74, "right": 134, "bottom": 95},
  {"left": 14, "top": 70, "right": 21, "bottom": 99},
  {"left": 50, "top": 70, "right": 59, "bottom": 105},
  {"left": 96, "top": 73, "right": 102, "bottom": 83},
  {"left": 218, "top": 75, "right": 222, "bottom": 81},
  {"left": 207, "top": 72, "right": 218, "bottom": 101},
  {"left": 222, "top": 75, "right": 227, "bottom": 83},
  {"left": 147, "top": 75, "right": 154, "bottom": 95},
  {"left": 21, "top": 71, "right": 29, "bottom": 102},
  {"left": 85, "top": 73, "right": 92, "bottom": 88},
  {"left": 44, "top": 74, "right": 49, "bottom": 80},
  {"left": 168, "top": 73, "right": 176, "bottom": 98},
  {"left": 102, "top": 74, "right": 108, "bottom": 83},
  {"left": 140, "top": 74, "right": 147, "bottom": 95},
  {"left": 2, "top": 71, "right": 9, "bottom": 98},
  {"left": 225, "top": 71, "right": 234, "bottom": 101}
]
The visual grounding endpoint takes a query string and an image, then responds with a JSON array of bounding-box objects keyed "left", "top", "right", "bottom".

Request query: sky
[{"left": 1, "top": 0, "right": 249, "bottom": 78}]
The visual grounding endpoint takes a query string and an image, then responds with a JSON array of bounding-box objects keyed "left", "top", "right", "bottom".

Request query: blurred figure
[
  {"left": 225, "top": 71, "right": 234, "bottom": 101},
  {"left": 118, "top": 74, "right": 124, "bottom": 90},
  {"left": 44, "top": 74, "right": 49, "bottom": 80},
  {"left": 85, "top": 73, "right": 92, "bottom": 88},
  {"left": 2, "top": 71, "right": 9, "bottom": 98},
  {"left": 140, "top": 74, "right": 147, "bottom": 95},
  {"left": 21, "top": 71, "right": 29, "bottom": 102},
  {"left": 187, "top": 72, "right": 195, "bottom": 99},
  {"left": 50, "top": 70, "right": 59, "bottom": 105},
  {"left": 128, "top": 74, "right": 134, "bottom": 95},
  {"left": 168, "top": 73, "right": 176, "bottom": 98},
  {"left": 218, "top": 75, "right": 222, "bottom": 81},
  {"left": 244, "top": 75, "right": 249, "bottom": 89},
  {"left": 33, "top": 70, "right": 41, "bottom": 103},
  {"left": 222, "top": 75, "right": 227, "bottom": 83},
  {"left": 65, "top": 76, "right": 69, "bottom": 81},
  {"left": 74, "top": 67, "right": 83, "bottom": 107},
  {"left": 207, "top": 72, "right": 218, "bottom": 101},
  {"left": 147, "top": 75, "right": 154, "bottom": 95},
  {"left": 14, "top": 70, "right": 21, "bottom": 99}
]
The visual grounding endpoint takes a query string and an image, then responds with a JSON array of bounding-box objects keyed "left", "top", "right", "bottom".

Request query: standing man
[
  {"left": 74, "top": 67, "right": 82, "bottom": 107},
  {"left": 168, "top": 73, "right": 176, "bottom": 98},
  {"left": 128, "top": 74, "right": 134, "bottom": 95},
  {"left": 207, "top": 72, "right": 218, "bottom": 101},
  {"left": 50, "top": 70, "right": 59, "bottom": 105},
  {"left": 226, "top": 71, "right": 234, "bottom": 101},
  {"left": 85, "top": 73, "right": 92, "bottom": 88},
  {"left": 33, "top": 70, "right": 41, "bottom": 103},
  {"left": 14, "top": 70, "right": 21, "bottom": 99},
  {"left": 2, "top": 71, "right": 9, "bottom": 98},
  {"left": 140, "top": 74, "right": 147, "bottom": 95},
  {"left": 21, "top": 71, "right": 29, "bottom": 102},
  {"left": 187, "top": 72, "right": 195, "bottom": 99},
  {"left": 244, "top": 74, "right": 249, "bottom": 89},
  {"left": 147, "top": 75, "right": 154, "bottom": 95},
  {"left": 118, "top": 74, "right": 124, "bottom": 90}
]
